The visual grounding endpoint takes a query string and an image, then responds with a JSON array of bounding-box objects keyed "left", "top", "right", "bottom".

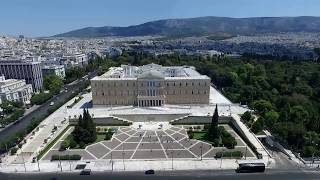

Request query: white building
[
  {"left": 91, "top": 63, "right": 210, "bottom": 107},
  {"left": 60, "top": 53, "right": 88, "bottom": 68},
  {"left": 42, "top": 65, "right": 65, "bottom": 79},
  {"left": 0, "top": 75, "right": 33, "bottom": 104}
]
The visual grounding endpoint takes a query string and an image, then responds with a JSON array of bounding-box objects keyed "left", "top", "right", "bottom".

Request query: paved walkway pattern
[{"left": 42, "top": 125, "right": 255, "bottom": 161}]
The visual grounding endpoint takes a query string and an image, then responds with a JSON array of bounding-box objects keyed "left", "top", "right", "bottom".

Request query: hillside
[{"left": 54, "top": 16, "right": 320, "bottom": 38}]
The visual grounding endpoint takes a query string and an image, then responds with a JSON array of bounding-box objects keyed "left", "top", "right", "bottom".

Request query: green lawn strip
[
  {"left": 37, "top": 126, "right": 70, "bottom": 160},
  {"left": 66, "top": 96, "right": 83, "bottom": 108},
  {"left": 215, "top": 151, "right": 243, "bottom": 158},
  {"left": 95, "top": 133, "right": 106, "bottom": 143}
]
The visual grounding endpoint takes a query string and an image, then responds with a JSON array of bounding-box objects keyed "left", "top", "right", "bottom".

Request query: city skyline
[{"left": 1, "top": 0, "right": 320, "bottom": 37}]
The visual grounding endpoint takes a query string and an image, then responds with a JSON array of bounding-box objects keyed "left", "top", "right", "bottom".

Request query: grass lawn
[
  {"left": 192, "top": 131, "right": 207, "bottom": 141},
  {"left": 95, "top": 133, "right": 106, "bottom": 143}
]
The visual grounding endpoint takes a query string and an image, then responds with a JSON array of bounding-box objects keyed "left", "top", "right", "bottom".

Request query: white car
[{"left": 50, "top": 102, "right": 55, "bottom": 106}]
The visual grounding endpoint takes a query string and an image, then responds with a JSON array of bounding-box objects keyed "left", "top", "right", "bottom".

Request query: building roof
[{"left": 138, "top": 70, "right": 164, "bottom": 79}]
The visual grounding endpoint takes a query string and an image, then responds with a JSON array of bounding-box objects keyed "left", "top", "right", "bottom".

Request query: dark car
[
  {"left": 80, "top": 169, "right": 91, "bottom": 175},
  {"left": 145, "top": 169, "right": 155, "bottom": 175},
  {"left": 236, "top": 163, "right": 265, "bottom": 173}
]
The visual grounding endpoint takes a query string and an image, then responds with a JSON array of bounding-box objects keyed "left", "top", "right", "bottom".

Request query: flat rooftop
[{"left": 93, "top": 63, "right": 210, "bottom": 80}]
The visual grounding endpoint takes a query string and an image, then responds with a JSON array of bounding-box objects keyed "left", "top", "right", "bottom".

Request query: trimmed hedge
[
  {"left": 51, "top": 154, "right": 81, "bottom": 161},
  {"left": 215, "top": 151, "right": 243, "bottom": 158}
]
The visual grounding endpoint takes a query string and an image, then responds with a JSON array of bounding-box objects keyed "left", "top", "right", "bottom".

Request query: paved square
[
  {"left": 125, "top": 136, "right": 142, "bottom": 142},
  {"left": 103, "top": 150, "right": 134, "bottom": 159},
  {"left": 171, "top": 133, "right": 187, "bottom": 141},
  {"left": 165, "top": 150, "right": 195, "bottom": 158},
  {"left": 115, "top": 133, "right": 130, "bottom": 141},
  {"left": 138, "top": 143, "right": 162, "bottom": 150},
  {"left": 189, "top": 142, "right": 212, "bottom": 157},
  {"left": 132, "top": 150, "right": 166, "bottom": 159},
  {"left": 42, "top": 124, "right": 256, "bottom": 161},
  {"left": 162, "top": 142, "right": 184, "bottom": 150},
  {"left": 86, "top": 143, "right": 110, "bottom": 158},
  {"left": 165, "top": 129, "right": 175, "bottom": 135},
  {"left": 101, "top": 139, "right": 121, "bottom": 149},
  {"left": 180, "top": 138, "right": 199, "bottom": 148},
  {"left": 141, "top": 136, "right": 159, "bottom": 142},
  {"left": 115, "top": 143, "right": 139, "bottom": 150}
]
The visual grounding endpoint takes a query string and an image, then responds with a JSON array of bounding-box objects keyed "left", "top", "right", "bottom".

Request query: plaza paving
[{"left": 42, "top": 124, "right": 255, "bottom": 161}]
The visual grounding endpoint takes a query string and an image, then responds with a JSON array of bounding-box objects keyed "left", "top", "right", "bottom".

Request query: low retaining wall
[{"left": 69, "top": 117, "right": 131, "bottom": 126}]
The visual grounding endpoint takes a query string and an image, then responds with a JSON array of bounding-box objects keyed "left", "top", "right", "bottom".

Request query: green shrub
[
  {"left": 59, "top": 140, "right": 69, "bottom": 151},
  {"left": 51, "top": 154, "right": 81, "bottom": 161},
  {"left": 79, "top": 142, "right": 86, "bottom": 149},
  {"left": 222, "top": 136, "right": 237, "bottom": 149},
  {"left": 215, "top": 151, "right": 243, "bottom": 158},
  {"left": 69, "top": 137, "right": 77, "bottom": 148}
]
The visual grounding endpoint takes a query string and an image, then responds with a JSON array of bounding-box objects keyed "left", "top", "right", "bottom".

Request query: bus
[{"left": 236, "top": 163, "right": 265, "bottom": 173}]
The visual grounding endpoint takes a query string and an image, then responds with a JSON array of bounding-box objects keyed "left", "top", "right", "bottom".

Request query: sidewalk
[{"left": 0, "top": 158, "right": 272, "bottom": 173}]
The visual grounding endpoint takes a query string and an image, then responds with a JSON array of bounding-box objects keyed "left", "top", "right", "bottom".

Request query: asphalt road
[
  {"left": 0, "top": 169, "right": 319, "bottom": 180},
  {"left": 0, "top": 71, "right": 96, "bottom": 144}
]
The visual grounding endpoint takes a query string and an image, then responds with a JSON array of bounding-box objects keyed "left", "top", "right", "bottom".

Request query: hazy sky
[{"left": 0, "top": 0, "right": 319, "bottom": 37}]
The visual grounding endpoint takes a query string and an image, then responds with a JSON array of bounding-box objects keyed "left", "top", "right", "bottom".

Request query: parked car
[
  {"left": 80, "top": 169, "right": 91, "bottom": 175},
  {"left": 236, "top": 163, "right": 265, "bottom": 173},
  {"left": 145, "top": 169, "right": 155, "bottom": 175}
]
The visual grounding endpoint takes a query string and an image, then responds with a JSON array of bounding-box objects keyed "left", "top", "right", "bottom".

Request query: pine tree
[
  {"left": 86, "top": 109, "right": 97, "bottom": 142},
  {"left": 209, "top": 104, "right": 220, "bottom": 140}
]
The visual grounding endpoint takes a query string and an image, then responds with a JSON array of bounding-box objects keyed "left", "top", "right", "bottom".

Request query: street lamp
[
  {"left": 220, "top": 148, "right": 224, "bottom": 169},
  {"left": 111, "top": 151, "right": 113, "bottom": 172},
  {"left": 171, "top": 151, "right": 174, "bottom": 170},
  {"left": 122, "top": 146, "right": 125, "bottom": 170},
  {"left": 245, "top": 145, "right": 248, "bottom": 160},
  {"left": 200, "top": 145, "right": 203, "bottom": 161}
]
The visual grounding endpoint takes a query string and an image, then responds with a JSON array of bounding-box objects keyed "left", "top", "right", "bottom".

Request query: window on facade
[
  {"left": 192, "top": 82, "right": 194, "bottom": 86},
  {"left": 192, "top": 90, "right": 194, "bottom": 94},
  {"left": 167, "top": 83, "right": 169, "bottom": 86},
  {"left": 180, "top": 82, "right": 182, "bottom": 86}
]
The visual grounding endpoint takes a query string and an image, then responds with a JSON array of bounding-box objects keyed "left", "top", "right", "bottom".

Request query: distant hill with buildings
[{"left": 53, "top": 16, "right": 320, "bottom": 38}]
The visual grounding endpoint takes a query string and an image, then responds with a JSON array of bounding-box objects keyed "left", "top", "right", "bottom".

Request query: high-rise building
[{"left": 0, "top": 60, "right": 43, "bottom": 92}]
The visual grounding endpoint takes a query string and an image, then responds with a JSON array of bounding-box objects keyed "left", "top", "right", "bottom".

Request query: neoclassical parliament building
[{"left": 91, "top": 63, "right": 210, "bottom": 107}]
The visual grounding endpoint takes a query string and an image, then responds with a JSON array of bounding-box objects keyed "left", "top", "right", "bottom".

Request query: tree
[
  {"left": 252, "top": 100, "right": 273, "bottom": 115},
  {"left": 43, "top": 75, "right": 63, "bottom": 94},
  {"left": 251, "top": 117, "right": 264, "bottom": 134},
  {"left": 71, "top": 108, "right": 96, "bottom": 145},
  {"left": 241, "top": 111, "right": 253, "bottom": 124},
  {"left": 264, "top": 110, "right": 279, "bottom": 129},
  {"left": 208, "top": 104, "right": 220, "bottom": 141}
]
